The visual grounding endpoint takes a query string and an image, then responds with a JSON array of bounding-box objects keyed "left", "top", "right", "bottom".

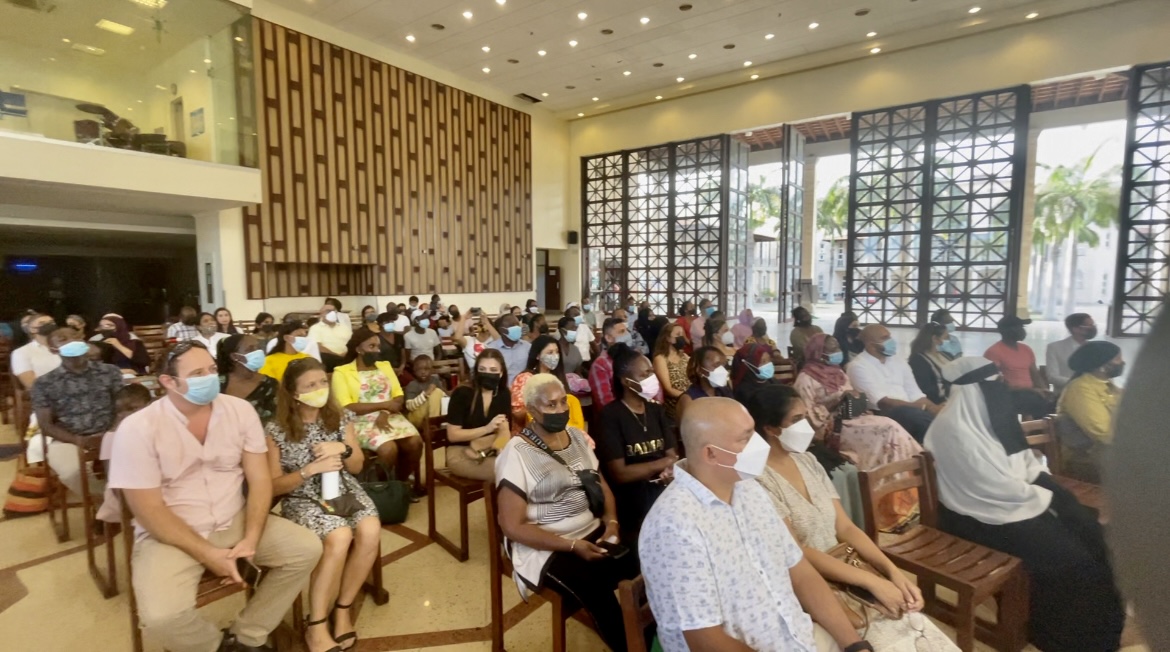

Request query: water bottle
[{"left": 321, "top": 470, "right": 341, "bottom": 500}]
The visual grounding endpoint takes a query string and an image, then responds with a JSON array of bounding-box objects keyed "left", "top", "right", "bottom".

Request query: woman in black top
[
  {"left": 832, "top": 311, "right": 864, "bottom": 365},
  {"left": 445, "top": 348, "right": 511, "bottom": 481},
  {"left": 218, "top": 333, "right": 279, "bottom": 423},
  {"left": 909, "top": 322, "right": 951, "bottom": 405},
  {"left": 374, "top": 312, "right": 407, "bottom": 377},
  {"left": 596, "top": 343, "right": 678, "bottom": 541}
]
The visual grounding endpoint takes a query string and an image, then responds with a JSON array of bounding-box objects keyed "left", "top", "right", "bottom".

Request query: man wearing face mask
[
  {"left": 485, "top": 314, "right": 532, "bottom": 386},
  {"left": 109, "top": 342, "right": 322, "bottom": 652},
  {"left": 1056, "top": 341, "right": 1126, "bottom": 483},
  {"left": 555, "top": 316, "right": 585, "bottom": 375},
  {"left": 640, "top": 397, "right": 875, "bottom": 652},
  {"left": 580, "top": 295, "right": 599, "bottom": 329},
  {"left": 1046, "top": 313, "right": 1097, "bottom": 393},
  {"left": 11, "top": 313, "right": 62, "bottom": 389},
  {"left": 307, "top": 298, "right": 352, "bottom": 372},
  {"left": 983, "top": 315, "right": 1053, "bottom": 418},
  {"left": 588, "top": 318, "right": 634, "bottom": 408},
  {"left": 847, "top": 325, "right": 939, "bottom": 443},
  {"left": 611, "top": 307, "right": 649, "bottom": 355},
  {"left": 404, "top": 312, "right": 442, "bottom": 361},
  {"left": 564, "top": 302, "right": 595, "bottom": 362},
  {"left": 29, "top": 327, "right": 123, "bottom": 498},
  {"left": 166, "top": 305, "right": 201, "bottom": 342}
]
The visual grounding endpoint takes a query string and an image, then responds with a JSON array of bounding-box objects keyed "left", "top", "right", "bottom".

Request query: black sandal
[
  {"left": 304, "top": 615, "right": 343, "bottom": 652},
  {"left": 331, "top": 602, "right": 358, "bottom": 651}
]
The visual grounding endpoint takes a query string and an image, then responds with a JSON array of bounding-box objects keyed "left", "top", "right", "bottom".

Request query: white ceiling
[{"left": 272, "top": 0, "right": 1113, "bottom": 119}]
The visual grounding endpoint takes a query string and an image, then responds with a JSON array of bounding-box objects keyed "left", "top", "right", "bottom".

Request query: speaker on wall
[{"left": 567, "top": 230, "right": 579, "bottom": 245}]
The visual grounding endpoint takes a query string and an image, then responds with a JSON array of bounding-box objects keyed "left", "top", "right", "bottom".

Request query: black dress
[
  {"left": 595, "top": 399, "right": 676, "bottom": 540},
  {"left": 909, "top": 352, "right": 949, "bottom": 404}
]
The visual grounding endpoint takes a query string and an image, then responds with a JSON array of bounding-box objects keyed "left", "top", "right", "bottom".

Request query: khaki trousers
[
  {"left": 132, "top": 511, "right": 322, "bottom": 652},
  {"left": 407, "top": 387, "right": 446, "bottom": 432}
]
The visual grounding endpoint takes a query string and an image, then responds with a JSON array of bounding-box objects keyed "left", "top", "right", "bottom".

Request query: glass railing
[{"left": 0, "top": 0, "right": 254, "bottom": 166}]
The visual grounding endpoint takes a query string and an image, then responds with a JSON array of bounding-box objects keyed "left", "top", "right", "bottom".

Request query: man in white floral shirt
[{"left": 639, "top": 397, "right": 873, "bottom": 652}]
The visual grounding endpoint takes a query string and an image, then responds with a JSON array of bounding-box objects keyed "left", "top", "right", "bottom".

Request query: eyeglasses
[{"left": 166, "top": 340, "right": 208, "bottom": 364}]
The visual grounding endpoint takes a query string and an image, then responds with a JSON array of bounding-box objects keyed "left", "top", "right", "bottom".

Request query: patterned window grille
[
  {"left": 1114, "top": 61, "right": 1170, "bottom": 336},
  {"left": 582, "top": 135, "right": 750, "bottom": 318},
  {"left": 847, "top": 87, "right": 1029, "bottom": 329}
]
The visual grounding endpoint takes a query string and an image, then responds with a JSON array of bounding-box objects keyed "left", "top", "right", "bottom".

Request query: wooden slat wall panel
[{"left": 244, "top": 18, "right": 532, "bottom": 299}]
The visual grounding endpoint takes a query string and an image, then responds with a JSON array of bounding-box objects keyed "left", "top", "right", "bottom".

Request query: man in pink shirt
[
  {"left": 110, "top": 342, "right": 321, "bottom": 652},
  {"left": 983, "top": 315, "right": 1053, "bottom": 418}
]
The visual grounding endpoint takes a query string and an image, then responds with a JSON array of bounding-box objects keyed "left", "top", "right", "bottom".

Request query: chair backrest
[
  {"left": 618, "top": 576, "right": 654, "bottom": 652},
  {"left": 432, "top": 358, "right": 463, "bottom": 389},
  {"left": 424, "top": 415, "right": 451, "bottom": 450},
  {"left": 1020, "top": 417, "right": 1062, "bottom": 473},
  {"left": 857, "top": 452, "right": 938, "bottom": 540}
]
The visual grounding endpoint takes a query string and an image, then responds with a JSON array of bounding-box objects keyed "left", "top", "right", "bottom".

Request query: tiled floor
[{"left": 0, "top": 419, "right": 1148, "bottom": 652}]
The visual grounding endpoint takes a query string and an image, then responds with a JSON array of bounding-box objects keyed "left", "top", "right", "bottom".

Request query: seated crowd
[{"left": 3, "top": 295, "right": 1130, "bottom": 652}]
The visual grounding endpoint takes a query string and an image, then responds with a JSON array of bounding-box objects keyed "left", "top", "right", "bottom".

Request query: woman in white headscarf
[{"left": 924, "top": 357, "right": 1124, "bottom": 652}]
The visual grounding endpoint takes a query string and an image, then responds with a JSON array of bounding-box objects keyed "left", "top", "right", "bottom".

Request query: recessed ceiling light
[
  {"left": 640, "top": 17, "right": 650, "bottom": 25},
  {"left": 463, "top": 10, "right": 473, "bottom": 19},
  {"left": 61, "top": 37, "right": 70, "bottom": 43},
  {"left": 578, "top": 112, "right": 585, "bottom": 117},
  {"left": 968, "top": 7, "right": 981, "bottom": 14},
  {"left": 96, "top": 19, "right": 135, "bottom": 36},
  {"left": 129, "top": 0, "right": 167, "bottom": 8},
  {"left": 743, "top": 61, "right": 752, "bottom": 67},
  {"left": 234, "top": 36, "right": 244, "bottom": 42},
  {"left": 482, "top": 67, "right": 490, "bottom": 73},
  {"left": 867, "top": 31, "right": 877, "bottom": 37},
  {"left": 870, "top": 47, "right": 881, "bottom": 54},
  {"left": 569, "top": 40, "right": 578, "bottom": 47},
  {"left": 405, "top": 34, "right": 416, "bottom": 42},
  {"left": 809, "top": 22, "right": 819, "bottom": 29},
  {"left": 750, "top": 74, "right": 759, "bottom": 80},
  {"left": 137, "top": 99, "right": 143, "bottom": 103},
  {"left": 578, "top": 12, "right": 588, "bottom": 20},
  {"left": 541, "top": 92, "right": 549, "bottom": 97},
  {"left": 203, "top": 58, "right": 211, "bottom": 64},
  {"left": 538, "top": 50, "right": 546, "bottom": 56},
  {"left": 655, "top": 95, "right": 663, "bottom": 100},
  {"left": 676, "top": 76, "right": 685, "bottom": 82},
  {"left": 189, "top": 69, "right": 197, "bottom": 73},
  {"left": 591, "top": 97, "right": 598, "bottom": 101},
  {"left": 496, "top": 0, "right": 506, "bottom": 5},
  {"left": 688, "top": 53, "right": 697, "bottom": 59},
  {"left": 1026, "top": 12, "right": 1039, "bottom": 19},
  {"left": 482, "top": 45, "right": 491, "bottom": 52},
  {"left": 623, "top": 70, "right": 631, "bottom": 76},
  {"left": 765, "top": 33, "right": 775, "bottom": 40}
]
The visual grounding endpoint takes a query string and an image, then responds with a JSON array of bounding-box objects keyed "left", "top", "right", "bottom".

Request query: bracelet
[
  {"left": 569, "top": 540, "right": 577, "bottom": 552},
  {"left": 844, "top": 642, "right": 874, "bottom": 652},
  {"left": 299, "top": 468, "right": 308, "bottom": 481},
  {"left": 607, "top": 519, "right": 619, "bottom": 527}
]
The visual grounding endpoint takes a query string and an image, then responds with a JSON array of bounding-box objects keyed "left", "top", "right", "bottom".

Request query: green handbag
[{"left": 361, "top": 480, "right": 411, "bottom": 525}]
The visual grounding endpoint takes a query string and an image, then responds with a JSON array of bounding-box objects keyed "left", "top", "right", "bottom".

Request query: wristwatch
[
  {"left": 844, "top": 642, "right": 874, "bottom": 652},
  {"left": 341, "top": 444, "right": 353, "bottom": 459}
]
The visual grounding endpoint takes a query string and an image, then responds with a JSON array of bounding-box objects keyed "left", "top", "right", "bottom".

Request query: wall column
[
  {"left": 194, "top": 208, "right": 265, "bottom": 317},
  {"left": 801, "top": 154, "right": 818, "bottom": 307},
  {"left": 1016, "top": 127, "right": 1042, "bottom": 320}
]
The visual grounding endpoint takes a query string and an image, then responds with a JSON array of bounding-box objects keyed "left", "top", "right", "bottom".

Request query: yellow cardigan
[{"left": 331, "top": 360, "right": 404, "bottom": 406}]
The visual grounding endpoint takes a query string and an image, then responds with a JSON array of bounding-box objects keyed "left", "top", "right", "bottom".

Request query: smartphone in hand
[
  {"left": 236, "top": 557, "right": 265, "bottom": 587},
  {"left": 596, "top": 541, "right": 630, "bottom": 560}
]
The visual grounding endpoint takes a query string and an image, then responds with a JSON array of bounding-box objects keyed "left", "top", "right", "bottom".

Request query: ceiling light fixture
[
  {"left": 541, "top": 92, "right": 549, "bottom": 97},
  {"left": 867, "top": 31, "right": 877, "bottom": 37},
  {"left": 1026, "top": 12, "right": 1039, "bottom": 19},
  {"left": 750, "top": 74, "right": 759, "bottom": 80},
  {"left": 809, "top": 22, "right": 819, "bottom": 29},
  {"left": 538, "top": 49, "right": 546, "bottom": 56},
  {"left": 623, "top": 70, "right": 631, "bottom": 76},
  {"left": 406, "top": 34, "right": 415, "bottom": 42},
  {"left": 655, "top": 95, "right": 663, "bottom": 100},
  {"left": 743, "top": 61, "right": 752, "bottom": 66},
  {"left": 765, "top": 33, "right": 775, "bottom": 40},
  {"left": 96, "top": 19, "right": 135, "bottom": 35},
  {"left": 578, "top": 12, "right": 588, "bottom": 20},
  {"left": 496, "top": 0, "right": 506, "bottom": 5},
  {"left": 129, "top": 0, "right": 168, "bottom": 8},
  {"left": 968, "top": 6, "right": 981, "bottom": 14},
  {"left": 688, "top": 53, "right": 697, "bottom": 59},
  {"left": 234, "top": 36, "right": 244, "bottom": 42},
  {"left": 189, "top": 69, "right": 197, "bottom": 73},
  {"left": 870, "top": 47, "right": 881, "bottom": 54},
  {"left": 203, "top": 58, "right": 211, "bottom": 64},
  {"left": 62, "top": 38, "right": 71, "bottom": 43},
  {"left": 569, "top": 40, "right": 578, "bottom": 47},
  {"left": 463, "top": 10, "right": 473, "bottom": 19},
  {"left": 578, "top": 112, "right": 585, "bottom": 117},
  {"left": 482, "top": 45, "right": 491, "bottom": 52},
  {"left": 482, "top": 67, "right": 490, "bottom": 73},
  {"left": 676, "top": 76, "right": 685, "bottom": 82},
  {"left": 640, "top": 17, "right": 650, "bottom": 25}
]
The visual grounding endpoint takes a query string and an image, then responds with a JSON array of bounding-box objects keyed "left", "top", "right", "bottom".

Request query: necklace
[{"left": 621, "top": 398, "right": 647, "bottom": 432}]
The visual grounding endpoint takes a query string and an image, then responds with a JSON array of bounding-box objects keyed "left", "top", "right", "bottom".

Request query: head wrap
[
  {"left": 1068, "top": 341, "right": 1121, "bottom": 376},
  {"left": 800, "top": 333, "right": 848, "bottom": 394}
]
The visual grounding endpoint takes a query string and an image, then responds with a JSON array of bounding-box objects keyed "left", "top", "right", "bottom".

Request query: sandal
[
  {"left": 304, "top": 615, "right": 343, "bottom": 652},
  {"left": 330, "top": 602, "right": 358, "bottom": 651}
]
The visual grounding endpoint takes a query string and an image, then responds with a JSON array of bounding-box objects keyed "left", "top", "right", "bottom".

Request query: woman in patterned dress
[
  {"left": 745, "top": 384, "right": 961, "bottom": 652},
  {"left": 267, "top": 357, "right": 380, "bottom": 652},
  {"left": 331, "top": 328, "right": 424, "bottom": 497},
  {"left": 650, "top": 323, "right": 690, "bottom": 421}
]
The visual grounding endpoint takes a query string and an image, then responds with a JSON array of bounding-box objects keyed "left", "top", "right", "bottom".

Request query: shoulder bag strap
[{"left": 518, "top": 427, "right": 572, "bottom": 468}]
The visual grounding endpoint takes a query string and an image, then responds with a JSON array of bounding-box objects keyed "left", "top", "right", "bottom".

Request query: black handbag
[
  {"left": 837, "top": 393, "right": 868, "bottom": 421},
  {"left": 361, "top": 479, "right": 411, "bottom": 524},
  {"left": 519, "top": 427, "right": 606, "bottom": 517}
]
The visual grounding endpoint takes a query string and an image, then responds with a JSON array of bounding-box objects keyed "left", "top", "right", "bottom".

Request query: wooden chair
[
  {"left": 43, "top": 432, "right": 72, "bottom": 543},
  {"left": 1020, "top": 418, "right": 1107, "bottom": 522},
  {"left": 486, "top": 483, "right": 584, "bottom": 652},
  {"left": 431, "top": 357, "right": 463, "bottom": 390},
  {"left": 78, "top": 444, "right": 118, "bottom": 598},
  {"left": 858, "top": 453, "right": 1029, "bottom": 652},
  {"left": 618, "top": 576, "right": 655, "bottom": 652},
  {"left": 0, "top": 336, "right": 13, "bottom": 425},
  {"left": 424, "top": 415, "right": 484, "bottom": 561},
  {"left": 132, "top": 325, "right": 169, "bottom": 373}
]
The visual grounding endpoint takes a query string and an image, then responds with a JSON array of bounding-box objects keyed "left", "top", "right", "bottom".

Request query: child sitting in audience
[
  {"left": 404, "top": 355, "right": 447, "bottom": 432},
  {"left": 96, "top": 383, "right": 154, "bottom": 523}
]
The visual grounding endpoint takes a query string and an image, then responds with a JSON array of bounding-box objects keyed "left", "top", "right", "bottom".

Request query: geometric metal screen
[
  {"left": 847, "top": 87, "right": 1029, "bottom": 329},
  {"left": 1113, "top": 61, "right": 1170, "bottom": 336},
  {"left": 583, "top": 134, "right": 749, "bottom": 318}
]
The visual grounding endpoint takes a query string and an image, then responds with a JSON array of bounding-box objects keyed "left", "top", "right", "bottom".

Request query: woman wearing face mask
[
  {"left": 554, "top": 316, "right": 584, "bottom": 375},
  {"left": 372, "top": 312, "right": 407, "bottom": 377},
  {"left": 252, "top": 312, "right": 276, "bottom": 338},
  {"left": 218, "top": 334, "right": 278, "bottom": 423},
  {"left": 360, "top": 305, "right": 378, "bottom": 325},
  {"left": 928, "top": 309, "right": 963, "bottom": 361},
  {"left": 597, "top": 344, "right": 679, "bottom": 541},
  {"left": 702, "top": 314, "right": 738, "bottom": 358},
  {"left": 1055, "top": 341, "right": 1126, "bottom": 484},
  {"left": 260, "top": 321, "right": 312, "bottom": 381},
  {"left": 833, "top": 312, "right": 865, "bottom": 365},
  {"left": 908, "top": 322, "right": 953, "bottom": 405},
  {"left": 266, "top": 357, "right": 379, "bottom": 652},
  {"left": 522, "top": 312, "right": 548, "bottom": 343},
  {"left": 674, "top": 346, "right": 733, "bottom": 422},
  {"left": 95, "top": 315, "right": 151, "bottom": 375},
  {"left": 214, "top": 307, "right": 239, "bottom": 335},
  {"left": 495, "top": 373, "right": 637, "bottom": 652},
  {"left": 510, "top": 335, "right": 587, "bottom": 434},
  {"left": 333, "top": 329, "right": 424, "bottom": 498},
  {"left": 746, "top": 384, "right": 959, "bottom": 652},
  {"left": 193, "top": 312, "right": 229, "bottom": 353},
  {"left": 651, "top": 324, "right": 690, "bottom": 421},
  {"left": 445, "top": 350, "right": 512, "bottom": 481},
  {"left": 732, "top": 341, "right": 778, "bottom": 405}
]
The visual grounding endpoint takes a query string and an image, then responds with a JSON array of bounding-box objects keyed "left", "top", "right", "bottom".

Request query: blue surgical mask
[
  {"left": 574, "top": 315, "right": 584, "bottom": 325},
  {"left": 58, "top": 341, "right": 90, "bottom": 358},
  {"left": 241, "top": 349, "right": 266, "bottom": 372},
  {"left": 418, "top": 319, "right": 430, "bottom": 329},
  {"left": 382, "top": 322, "right": 396, "bottom": 332},
  {"left": 292, "top": 336, "right": 309, "bottom": 352},
  {"left": 180, "top": 374, "right": 220, "bottom": 406},
  {"left": 939, "top": 338, "right": 962, "bottom": 357},
  {"left": 881, "top": 339, "right": 898, "bottom": 357},
  {"left": 564, "top": 330, "right": 578, "bottom": 343},
  {"left": 505, "top": 325, "right": 522, "bottom": 341},
  {"left": 751, "top": 361, "right": 775, "bottom": 380},
  {"left": 945, "top": 322, "right": 957, "bottom": 334},
  {"left": 704, "top": 306, "right": 716, "bottom": 317},
  {"left": 826, "top": 351, "right": 844, "bottom": 365},
  {"left": 582, "top": 303, "right": 593, "bottom": 312},
  {"left": 614, "top": 332, "right": 633, "bottom": 346}
]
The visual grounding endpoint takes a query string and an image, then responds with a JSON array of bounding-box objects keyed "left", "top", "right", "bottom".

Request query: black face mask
[
  {"left": 1105, "top": 363, "right": 1125, "bottom": 378},
  {"left": 360, "top": 352, "right": 379, "bottom": 366},
  {"left": 182, "top": 315, "right": 199, "bottom": 326},
  {"left": 673, "top": 336, "right": 687, "bottom": 350},
  {"left": 538, "top": 410, "right": 570, "bottom": 433},
  {"left": 847, "top": 327, "right": 861, "bottom": 338},
  {"left": 1083, "top": 326, "right": 1098, "bottom": 340},
  {"left": 99, "top": 327, "right": 116, "bottom": 337},
  {"left": 449, "top": 309, "right": 460, "bottom": 320},
  {"left": 37, "top": 322, "right": 57, "bottom": 337},
  {"left": 538, "top": 324, "right": 550, "bottom": 334},
  {"left": 260, "top": 323, "right": 275, "bottom": 333},
  {"left": 477, "top": 372, "right": 501, "bottom": 389}
]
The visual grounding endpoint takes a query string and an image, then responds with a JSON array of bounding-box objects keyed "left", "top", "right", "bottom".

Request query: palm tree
[
  {"left": 1032, "top": 151, "right": 1121, "bottom": 318},
  {"left": 816, "top": 177, "right": 850, "bottom": 301},
  {"left": 748, "top": 175, "right": 783, "bottom": 231}
]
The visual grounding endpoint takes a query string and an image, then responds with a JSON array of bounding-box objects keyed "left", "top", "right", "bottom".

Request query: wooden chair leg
[
  {"left": 551, "top": 595, "right": 567, "bottom": 652},
  {"left": 490, "top": 564, "right": 505, "bottom": 652},
  {"left": 363, "top": 539, "right": 390, "bottom": 605},
  {"left": 954, "top": 593, "right": 976, "bottom": 652},
  {"left": 996, "top": 572, "right": 1030, "bottom": 652},
  {"left": 458, "top": 494, "right": 471, "bottom": 562}
]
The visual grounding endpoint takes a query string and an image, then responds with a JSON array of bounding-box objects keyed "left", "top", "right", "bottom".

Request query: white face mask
[
  {"left": 721, "top": 330, "right": 735, "bottom": 346},
  {"left": 705, "top": 365, "right": 729, "bottom": 388},
  {"left": 711, "top": 432, "right": 771, "bottom": 481},
  {"left": 632, "top": 373, "right": 661, "bottom": 400},
  {"left": 777, "top": 419, "right": 817, "bottom": 453},
  {"left": 324, "top": 310, "right": 339, "bottom": 324}
]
